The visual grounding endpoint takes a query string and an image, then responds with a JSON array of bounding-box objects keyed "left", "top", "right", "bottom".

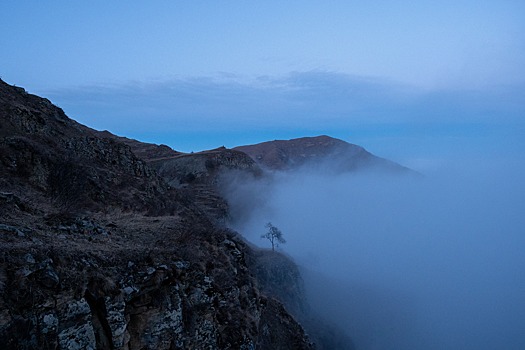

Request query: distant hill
[{"left": 234, "top": 135, "right": 412, "bottom": 174}]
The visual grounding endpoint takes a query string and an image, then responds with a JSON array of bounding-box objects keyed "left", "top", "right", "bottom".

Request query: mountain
[
  {"left": 0, "top": 80, "right": 319, "bottom": 349},
  {"left": 234, "top": 135, "right": 411, "bottom": 174}
]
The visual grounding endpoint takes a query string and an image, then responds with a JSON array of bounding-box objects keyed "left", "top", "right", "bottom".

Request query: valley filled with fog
[{"left": 224, "top": 158, "right": 525, "bottom": 350}]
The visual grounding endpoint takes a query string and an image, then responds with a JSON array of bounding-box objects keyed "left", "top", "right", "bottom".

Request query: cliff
[
  {"left": 0, "top": 81, "right": 175, "bottom": 215},
  {"left": 0, "top": 80, "right": 314, "bottom": 349}
]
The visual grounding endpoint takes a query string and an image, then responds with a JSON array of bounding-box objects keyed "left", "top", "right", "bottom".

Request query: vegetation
[{"left": 261, "top": 222, "right": 286, "bottom": 251}]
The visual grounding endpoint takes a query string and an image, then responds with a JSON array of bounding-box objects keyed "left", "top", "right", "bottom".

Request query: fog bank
[{"left": 225, "top": 159, "right": 525, "bottom": 349}]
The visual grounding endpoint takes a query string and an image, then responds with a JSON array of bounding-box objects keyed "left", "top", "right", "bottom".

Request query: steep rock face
[
  {"left": 249, "top": 251, "right": 307, "bottom": 318},
  {"left": 234, "top": 135, "right": 409, "bottom": 174},
  {"left": 0, "top": 212, "right": 313, "bottom": 350},
  {"left": 251, "top": 251, "right": 355, "bottom": 350},
  {"left": 0, "top": 80, "right": 315, "bottom": 349},
  {"left": 0, "top": 80, "right": 175, "bottom": 215}
]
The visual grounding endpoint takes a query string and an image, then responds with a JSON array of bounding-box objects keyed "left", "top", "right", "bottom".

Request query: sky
[{"left": 1, "top": 1, "right": 524, "bottom": 171}]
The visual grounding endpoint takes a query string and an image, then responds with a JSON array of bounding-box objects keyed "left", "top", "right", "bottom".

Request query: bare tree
[{"left": 261, "top": 222, "right": 286, "bottom": 251}]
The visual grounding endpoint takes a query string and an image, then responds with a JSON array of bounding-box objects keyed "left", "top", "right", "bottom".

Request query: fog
[{"left": 224, "top": 158, "right": 525, "bottom": 349}]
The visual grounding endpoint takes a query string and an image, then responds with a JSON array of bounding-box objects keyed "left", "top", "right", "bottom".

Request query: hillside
[
  {"left": 100, "top": 133, "right": 262, "bottom": 223},
  {"left": 0, "top": 81, "right": 176, "bottom": 215},
  {"left": 0, "top": 80, "right": 316, "bottom": 349},
  {"left": 234, "top": 135, "right": 410, "bottom": 174}
]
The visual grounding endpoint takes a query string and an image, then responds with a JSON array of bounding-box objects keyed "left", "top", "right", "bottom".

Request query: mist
[{"left": 223, "top": 157, "right": 525, "bottom": 349}]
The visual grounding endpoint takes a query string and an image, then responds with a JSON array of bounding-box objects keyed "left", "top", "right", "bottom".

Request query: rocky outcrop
[
  {"left": 0, "top": 80, "right": 176, "bottom": 215},
  {"left": 146, "top": 147, "right": 263, "bottom": 223},
  {"left": 249, "top": 251, "right": 307, "bottom": 318},
  {"left": 0, "top": 212, "right": 313, "bottom": 350},
  {"left": 250, "top": 251, "right": 355, "bottom": 350}
]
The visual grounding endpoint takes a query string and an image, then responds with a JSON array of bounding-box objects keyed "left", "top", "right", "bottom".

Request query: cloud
[
  {"left": 43, "top": 72, "right": 524, "bottom": 125},
  {"left": 223, "top": 158, "right": 525, "bottom": 350},
  {"left": 39, "top": 71, "right": 525, "bottom": 157}
]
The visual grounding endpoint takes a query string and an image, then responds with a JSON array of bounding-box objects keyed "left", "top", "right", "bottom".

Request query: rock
[
  {"left": 0, "top": 223, "right": 25, "bottom": 237},
  {"left": 24, "top": 254, "right": 35, "bottom": 264},
  {"left": 122, "top": 286, "right": 136, "bottom": 295},
  {"left": 174, "top": 261, "right": 190, "bottom": 270},
  {"left": 39, "top": 268, "right": 60, "bottom": 288},
  {"left": 41, "top": 313, "right": 58, "bottom": 334}
]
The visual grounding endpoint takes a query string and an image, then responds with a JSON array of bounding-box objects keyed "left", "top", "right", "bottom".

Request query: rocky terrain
[
  {"left": 145, "top": 147, "right": 262, "bottom": 224},
  {"left": 234, "top": 135, "right": 410, "bottom": 174},
  {"left": 0, "top": 80, "right": 322, "bottom": 349}
]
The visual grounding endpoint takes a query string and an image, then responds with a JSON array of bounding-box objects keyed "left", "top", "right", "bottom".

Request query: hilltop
[{"left": 234, "top": 135, "right": 410, "bottom": 174}]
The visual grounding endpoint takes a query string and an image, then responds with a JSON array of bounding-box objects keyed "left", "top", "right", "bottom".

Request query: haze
[{"left": 224, "top": 157, "right": 525, "bottom": 349}]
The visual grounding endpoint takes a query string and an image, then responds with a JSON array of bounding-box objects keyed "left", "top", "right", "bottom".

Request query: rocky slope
[
  {"left": 147, "top": 147, "right": 262, "bottom": 223},
  {"left": 0, "top": 81, "right": 177, "bottom": 216},
  {"left": 102, "top": 133, "right": 262, "bottom": 224},
  {"left": 234, "top": 135, "right": 410, "bottom": 174},
  {"left": 0, "top": 79, "right": 315, "bottom": 349},
  {"left": 97, "top": 131, "right": 183, "bottom": 162}
]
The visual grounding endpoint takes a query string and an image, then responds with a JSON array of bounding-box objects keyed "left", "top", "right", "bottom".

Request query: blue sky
[{"left": 1, "top": 1, "right": 524, "bottom": 170}]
